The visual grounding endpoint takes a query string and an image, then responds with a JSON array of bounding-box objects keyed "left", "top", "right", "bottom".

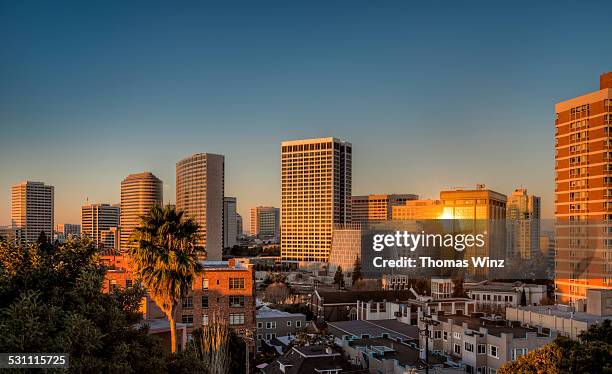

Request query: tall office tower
[
  {"left": 281, "top": 137, "right": 352, "bottom": 262},
  {"left": 250, "top": 206, "right": 280, "bottom": 240},
  {"left": 11, "top": 181, "right": 54, "bottom": 243},
  {"left": 119, "top": 172, "right": 163, "bottom": 251},
  {"left": 506, "top": 188, "right": 541, "bottom": 259},
  {"left": 555, "top": 72, "right": 612, "bottom": 304},
  {"left": 391, "top": 199, "right": 444, "bottom": 220},
  {"left": 54, "top": 223, "right": 81, "bottom": 242},
  {"left": 236, "top": 213, "right": 243, "bottom": 238},
  {"left": 81, "top": 203, "right": 120, "bottom": 249},
  {"left": 176, "top": 153, "right": 224, "bottom": 261},
  {"left": 351, "top": 194, "right": 418, "bottom": 223},
  {"left": 223, "top": 197, "right": 237, "bottom": 249}
]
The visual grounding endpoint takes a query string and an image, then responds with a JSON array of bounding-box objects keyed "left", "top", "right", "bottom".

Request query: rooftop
[
  {"left": 316, "top": 290, "right": 415, "bottom": 304},
  {"left": 434, "top": 314, "right": 547, "bottom": 338},
  {"left": 510, "top": 305, "right": 611, "bottom": 324},
  {"left": 257, "top": 307, "right": 306, "bottom": 319},
  {"left": 328, "top": 319, "right": 419, "bottom": 341},
  {"left": 263, "top": 345, "right": 357, "bottom": 374},
  {"left": 348, "top": 337, "right": 446, "bottom": 368}
]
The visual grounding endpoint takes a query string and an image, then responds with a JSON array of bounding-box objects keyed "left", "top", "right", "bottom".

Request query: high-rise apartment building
[
  {"left": 176, "top": 153, "right": 224, "bottom": 261},
  {"left": 352, "top": 194, "right": 418, "bottom": 223},
  {"left": 250, "top": 206, "right": 280, "bottom": 240},
  {"left": 119, "top": 172, "right": 163, "bottom": 251},
  {"left": 81, "top": 203, "right": 120, "bottom": 249},
  {"left": 224, "top": 197, "right": 237, "bottom": 249},
  {"left": 506, "top": 188, "right": 541, "bottom": 259},
  {"left": 555, "top": 72, "right": 612, "bottom": 304},
  {"left": 281, "top": 137, "right": 352, "bottom": 262},
  {"left": 11, "top": 181, "right": 54, "bottom": 243}
]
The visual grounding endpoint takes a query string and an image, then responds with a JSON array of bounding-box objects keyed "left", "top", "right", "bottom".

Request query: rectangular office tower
[
  {"left": 555, "top": 72, "right": 612, "bottom": 304},
  {"left": 281, "top": 137, "right": 352, "bottom": 262},
  {"left": 119, "top": 172, "right": 163, "bottom": 251},
  {"left": 81, "top": 203, "right": 120, "bottom": 249},
  {"left": 11, "top": 181, "right": 54, "bottom": 243},
  {"left": 223, "top": 197, "right": 237, "bottom": 249},
  {"left": 506, "top": 188, "right": 541, "bottom": 259},
  {"left": 176, "top": 153, "right": 224, "bottom": 261},
  {"left": 351, "top": 194, "right": 418, "bottom": 223},
  {"left": 250, "top": 206, "right": 280, "bottom": 240}
]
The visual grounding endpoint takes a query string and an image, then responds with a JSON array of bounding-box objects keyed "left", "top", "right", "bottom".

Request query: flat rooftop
[
  {"left": 328, "top": 319, "right": 419, "bottom": 341},
  {"left": 435, "top": 314, "right": 546, "bottom": 338},
  {"left": 511, "top": 305, "right": 611, "bottom": 324},
  {"left": 257, "top": 307, "right": 306, "bottom": 319}
]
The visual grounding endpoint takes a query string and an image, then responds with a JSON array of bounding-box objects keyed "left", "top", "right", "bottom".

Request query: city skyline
[{"left": 2, "top": 2, "right": 612, "bottom": 227}]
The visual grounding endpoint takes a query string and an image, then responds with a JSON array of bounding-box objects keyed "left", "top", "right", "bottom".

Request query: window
[
  {"left": 512, "top": 348, "right": 527, "bottom": 360},
  {"left": 201, "top": 296, "right": 209, "bottom": 308},
  {"left": 443, "top": 331, "right": 448, "bottom": 341},
  {"left": 202, "top": 278, "right": 209, "bottom": 289},
  {"left": 182, "top": 296, "right": 193, "bottom": 309},
  {"left": 266, "top": 322, "right": 277, "bottom": 329},
  {"left": 454, "top": 344, "right": 461, "bottom": 355},
  {"left": 454, "top": 332, "right": 461, "bottom": 340},
  {"left": 229, "top": 313, "right": 245, "bottom": 325},
  {"left": 229, "top": 295, "right": 245, "bottom": 307},
  {"left": 434, "top": 330, "right": 442, "bottom": 339},
  {"left": 257, "top": 322, "right": 263, "bottom": 329},
  {"left": 296, "top": 320, "right": 302, "bottom": 328},
  {"left": 465, "top": 342, "right": 474, "bottom": 352},
  {"left": 229, "top": 278, "right": 245, "bottom": 289},
  {"left": 182, "top": 314, "right": 193, "bottom": 325},
  {"left": 125, "top": 279, "right": 133, "bottom": 288},
  {"left": 489, "top": 345, "right": 499, "bottom": 358},
  {"left": 477, "top": 344, "right": 486, "bottom": 354},
  {"left": 202, "top": 314, "right": 208, "bottom": 326},
  {"left": 287, "top": 321, "right": 292, "bottom": 327}
]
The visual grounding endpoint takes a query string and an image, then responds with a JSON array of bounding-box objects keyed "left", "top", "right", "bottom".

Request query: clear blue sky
[{"left": 1, "top": 1, "right": 611, "bottom": 226}]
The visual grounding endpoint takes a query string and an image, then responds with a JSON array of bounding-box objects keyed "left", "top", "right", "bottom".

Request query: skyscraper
[
  {"left": 352, "top": 194, "right": 418, "bottom": 223},
  {"left": 281, "top": 137, "right": 352, "bottom": 262},
  {"left": 250, "top": 206, "right": 280, "bottom": 240},
  {"left": 223, "top": 197, "right": 237, "bottom": 249},
  {"left": 176, "top": 153, "right": 224, "bottom": 260},
  {"left": 54, "top": 223, "right": 81, "bottom": 242},
  {"left": 506, "top": 188, "right": 541, "bottom": 259},
  {"left": 81, "top": 203, "right": 120, "bottom": 249},
  {"left": 119, "top": 172, "right": 163, "bottom": 251},
  {"left": 11, "top": 181, "right": 54, "bottom": 243},
  {"left": 236, "top": 213, "right": 243, "bottom": 238},
  {"left": 555, "top": 72, "right": 612, "bottom": 304}
]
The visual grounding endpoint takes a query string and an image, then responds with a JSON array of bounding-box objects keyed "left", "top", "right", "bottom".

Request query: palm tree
[{"left": 128, "top": 205, "right": 203, "bottom": 353}]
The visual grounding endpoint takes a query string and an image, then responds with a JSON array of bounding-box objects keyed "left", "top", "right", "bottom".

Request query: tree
[
  {"left": 266, "top": 282, "right": 291, "bottom": 304},
  {"left": 128, "top": 205, "right": 203, "bottom": 353},
  {"left": 192, "top": 317, "right": 230, "bottom": 374},
  {"left": 520, "top": 289, "right": 527, "bottom": 306},
  {"left": 452, "top": 277, "right": 467, "bottom": 297},
  {"left": 351, "top": 257, "right": 363, "bottom": 285},
  {"left": 0, "top": 237, "right": 167, "bottom": 373},
  {"left": 333, "top": 266, "right": 344, "bottom": 289}
]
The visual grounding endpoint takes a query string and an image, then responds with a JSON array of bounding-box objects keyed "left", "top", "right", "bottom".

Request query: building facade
[
  {"left": 328, "top": 223, "right": 361, "bottom": 285},
  {"left": 281, "top": 137, "right": 352, "bottom": 262},
  {"left": 223, "top": 197, "right": 237, "bottom": 248},
  {"left": 11, "top": 181, "right": 54, "bottom": 243},
  {"left": 391, "top": 199, "right": 444, "bottom": 220},
  {"left": 555, "top": 72, "right": 612, "bottom": 304},
  {"left": 255, "top": 308, "right": 306, "bottom": 350},
  {"left": 351, "top": 194, "right": 418, "bottom": 223},
  {"left": 81, "top": 203, "right": 120, "bottom": 249},
  {"left": 506, "top": 188, "right": 541, "bottom": 259},
  {"left": 176, "top": 153, "right": 224, "bottom": 260},
  {"left": 119, "top": 172, "right": 163, "bottom": 251},
  {"left": 250, "top": 206, "right": 280, "bottom": 240},
  {"left": 54, "top": 223, "right": 80, "bottom": 242}
]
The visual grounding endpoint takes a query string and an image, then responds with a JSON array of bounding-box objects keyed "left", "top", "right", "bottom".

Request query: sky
[{"left": 1, "top": 1, "right": 611, "bottom": 228}]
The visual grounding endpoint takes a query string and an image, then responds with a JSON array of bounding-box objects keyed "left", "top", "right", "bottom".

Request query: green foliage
[
  {"left": 0, "top": 238, "right": 167, "bottom": 373},
  {"left": 351, "top": 257, "right": 362, "bottom": 284},
  {"left": 499, "top": 320, "right": 612, "bottom": 374}
]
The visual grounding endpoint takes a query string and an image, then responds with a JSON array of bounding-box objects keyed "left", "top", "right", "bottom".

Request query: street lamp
[{"left": 419, "top": 317, "right": 440, "bottom": 374}]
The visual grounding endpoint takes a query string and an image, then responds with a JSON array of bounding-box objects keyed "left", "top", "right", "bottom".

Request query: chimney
[{"left": 601, "top": 72, "right": 612, "bottom": 90}]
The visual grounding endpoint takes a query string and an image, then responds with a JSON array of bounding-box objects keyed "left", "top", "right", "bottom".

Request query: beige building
[
  {"left": 328, "top": 223, "right": 361, "bottom": 285},
  {"left": 351, "top": 194, "right": 417, "bottom": 223},
  {"left": 392, "top": 199, "right": 444, "bottom": 220},
  {"left": 119, "top": 172, "right": 163, "bottom": 251},
  {"left": 506, "top": 188, "right": 541, "bottom": 259},
  {"left": 281, "top": 137, "right": 352, "bottom": 262},
  {"left": 81, "top": 203, "right": 120, "bottom": 249},
  {"left": 250, "top": 206, "right": 280, "bottom": 240},
  {"left": 555, "top": 72, "right": 612, "bottom": 304},
  {"left": 176, "top": 153, "right": 224, "bottom": 260},
  {"left": 11, "top": 181, "right": 54, "bottom": 243}
]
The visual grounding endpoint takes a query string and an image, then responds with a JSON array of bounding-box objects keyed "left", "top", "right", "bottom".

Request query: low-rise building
[
  {"left": 466, "top": 281, "right": 547, "bottom": 312},
  {"left": 311, "top": 290, "right": 415, "bottom": 323},
  {"left": 417, "top": 311, "right": 556, "bottom": 374},
  {"left": 505, "top": 289, "right": 611, "bottom": 340},
  {"left": 357, "top": 298, "right": 477, "bottom": 324},
  {"left": 256, "top": 307, "right": 306, "bottom": 351},
  {"left": 261, "top": 345, "right": 365, "bottom": 374}
]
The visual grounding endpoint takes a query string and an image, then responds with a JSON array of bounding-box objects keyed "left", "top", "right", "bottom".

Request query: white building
[{"left": 466, "top": 281, "right": 547, "bottom": 312}]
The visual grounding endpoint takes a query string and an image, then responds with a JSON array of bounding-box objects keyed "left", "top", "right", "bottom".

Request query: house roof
[
  {"left": 315, "top": 290, "right": 415, "bottom": 304},
  {"left": 328, "top": 319, "right": 419, "bottom": 341},
  {"left": 262, "top": 346, "right": 358, "bottom": 374}
]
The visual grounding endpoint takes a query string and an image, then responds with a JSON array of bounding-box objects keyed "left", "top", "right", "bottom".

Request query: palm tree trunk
[{"left": 169, "top": 310, "right": 177, "bottom": 354}]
